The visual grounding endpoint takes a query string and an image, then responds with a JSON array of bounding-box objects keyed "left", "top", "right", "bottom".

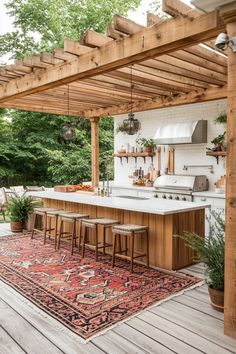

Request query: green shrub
[
  {"left": 6, "top": 195, "right": 34, "bottom": 223},
  {"left": 178, "top": 210, "right": 224, "bottom": 291}
]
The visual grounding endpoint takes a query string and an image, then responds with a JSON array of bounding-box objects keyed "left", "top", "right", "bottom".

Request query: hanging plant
[{"left": 215, "top": 113, "right": 227, "bottom": 124}]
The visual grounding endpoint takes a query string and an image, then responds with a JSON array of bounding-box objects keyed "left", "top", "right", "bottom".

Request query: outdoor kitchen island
[{"left": 29, "top": 191, "right": 210, "bottom": 271}]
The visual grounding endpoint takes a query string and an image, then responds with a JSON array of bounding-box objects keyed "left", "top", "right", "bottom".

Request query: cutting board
[{"left": 54, "top": 185, "right": 76, "bottom": 192}]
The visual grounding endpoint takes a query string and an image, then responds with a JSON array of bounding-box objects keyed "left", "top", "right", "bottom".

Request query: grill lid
[{"left": 154, "top": 174, "right": 208, "bottom": 192}]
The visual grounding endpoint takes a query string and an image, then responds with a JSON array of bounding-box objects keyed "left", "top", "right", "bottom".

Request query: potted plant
[
  {"left": 136, "top": 137, "right": 156, "bottom": 153},
  {"left": 178, "top": 211, "right": 224, "bottom": 312},
  {"left": 6, "top": 195, "right": 34, "bottom": 232},
  {"left": 211, "top": 132, "right": 226, "bottom": 151}
]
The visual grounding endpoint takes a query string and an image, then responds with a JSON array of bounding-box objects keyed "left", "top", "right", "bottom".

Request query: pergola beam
[
  {"left": 82, "top": 85, "right": 227, "bottom": 117},
  {"left": 0, "top": 10, "right": 225, "bottom": 104}
]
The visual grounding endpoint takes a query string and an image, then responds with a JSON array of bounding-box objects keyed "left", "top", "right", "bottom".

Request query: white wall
[{"left": 114, "top": 99, "right": 227, "bottom": 190}]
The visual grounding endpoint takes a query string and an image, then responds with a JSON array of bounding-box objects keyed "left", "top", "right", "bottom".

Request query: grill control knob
[
  {"left": 154, "top": 194, "right": 158, "bottom": 198},
  {"left": 168, "top": 195, "right": 173, "bottom": 199},
  {"left": 162, "top": 195, "right": 166, "bottom": 199},
  {"left": 175, "top": 196, "right": 179, "bottom": 200},
  {"left": 182, "top": 197, "right": 187, "bottom": 201}
]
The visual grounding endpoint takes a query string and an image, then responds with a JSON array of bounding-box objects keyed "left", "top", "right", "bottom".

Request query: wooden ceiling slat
[{"left": 139, "top": 59, "right": 226, "bottom": 86}]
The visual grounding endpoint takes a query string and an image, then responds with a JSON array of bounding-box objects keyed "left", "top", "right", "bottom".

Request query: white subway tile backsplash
[{"left": 114, "top": 99, "right": 227, "bottom": 190}]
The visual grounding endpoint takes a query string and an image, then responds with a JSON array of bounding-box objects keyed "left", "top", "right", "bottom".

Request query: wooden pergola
[{"left": 0, "top": 0, "right": 235, "bottom": 338}]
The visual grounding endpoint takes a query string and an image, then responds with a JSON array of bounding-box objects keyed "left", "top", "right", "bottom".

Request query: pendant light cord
[
  {"left": 67, "top": 84, "right": 70, "bottom": 119},
  {"left": 130, "top": 65, "right": 133, "bottom": 114}
]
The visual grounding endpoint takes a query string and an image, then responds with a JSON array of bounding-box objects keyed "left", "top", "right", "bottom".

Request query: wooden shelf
[
  {"left": 113, "top": 152, "right": 156, "bottom": 163},
  {"left": 206, "top": 151, "right": 227, "bottom": 164}
]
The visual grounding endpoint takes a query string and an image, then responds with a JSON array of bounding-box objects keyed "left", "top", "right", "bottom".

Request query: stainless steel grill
[{"left": 153, "top": 174, "right": 208, "bottom": 202}]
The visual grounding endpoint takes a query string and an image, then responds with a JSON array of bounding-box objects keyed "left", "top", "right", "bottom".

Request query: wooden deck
[{"left": 0, "top": 226, "right": 236, "bottom": 354}]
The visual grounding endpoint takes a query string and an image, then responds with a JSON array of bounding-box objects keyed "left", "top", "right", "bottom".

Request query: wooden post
[
  {"left": 90, "top": 117, "right": 100, "bottom": 187},
  {"left": 225, "top": 20, "right": 236, "bottom": 339}
]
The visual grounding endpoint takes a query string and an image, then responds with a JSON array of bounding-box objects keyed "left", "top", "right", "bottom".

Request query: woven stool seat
[
  {"left": 46, "top": 209, "right": 65, "bottom": 217},
  {"left": 82, "top": 218, "right": 119, "bottom": 227},
  {"left": 112, "top": 224, "right": 149, "bottom": 273},
  {"left": 113, "top": 224, "right": 148, "bottom": 233},
  {"left": 81, "top": 217, "right": 120, "bottom": 261},
  {"left": 60, "top": 212, "right": 89, "bottom": 220},
  {"left": 34, "top": 207, "right": 58, "bottom": 215},
  {"left": 57, "top": 213, "right": 89, "bottom": 254},
  {"left": 31, "top": 208, "right": 62, "bottom": 246}
]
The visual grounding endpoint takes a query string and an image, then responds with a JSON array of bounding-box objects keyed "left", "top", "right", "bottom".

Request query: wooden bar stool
[
  {"left": 57, "top": 212, "right": 89, "bottom": 254},
  {"left": 81, "top": 218, "right": 120, "bottom": 261},
  {"left": 45, "top": 209, "right": 65, "bottom": 248},
  {"left": 112, "top": 224, "right": 149, "bottom": 273},
  {"left": 31, "top": 207, "right": 59, "bottom": 241}
]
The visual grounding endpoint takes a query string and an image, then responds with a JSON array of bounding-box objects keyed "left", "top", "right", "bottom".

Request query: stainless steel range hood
[{"left": 154, "top": 120, "right": 207, "bottom": 145}]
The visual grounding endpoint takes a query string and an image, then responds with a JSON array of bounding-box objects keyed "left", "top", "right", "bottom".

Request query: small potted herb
[
  {"left": 6, "top": 195, "right": 34, "bottom": 232},
  {"left": 211, "top": 132, "right": 226, "bottom": 151},
  {"left": 136, "top": 137, "right": 156, "bottom": 153}
]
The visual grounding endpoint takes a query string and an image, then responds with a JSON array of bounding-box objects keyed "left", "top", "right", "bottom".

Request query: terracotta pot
[
  {"left": 10, "top": 221, "right": 24, "bottom": 233},
  {"left": 208, "top": 286, "right": 224, "bottom": 312},
  {"left": 216, "top": 144, "right": 222, "bottom": 151},
  {"left": 145, "top": 147, "right": 153, "bottom": 153}
]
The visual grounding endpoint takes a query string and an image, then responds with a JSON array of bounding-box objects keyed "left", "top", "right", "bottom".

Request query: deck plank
[
  {"left": 92, "top": 330, "right": 147, "bottom": 354},
  {"left": 113, "top": 323, "right": 174, "bottom": 354},
  {"left": 0, "top": 326, "right": 25, "bottom": 354},
  {"left": 0, "top": 299, "right": 64, "bottom": 354},
  {"left": 138, "top": 310, "right": 229, "bottom": 354},
  {"left": 150, "top": 301, "right": 236, "bottom": 353},
  {"left": 127, "top": 317, "right": 202, "bottom": 354},
  {"left": 173, "top": 293, "right": 223, "bottom": 320},
  {"left": 0, "top": 281, "right": 104, "bottom": 354}
]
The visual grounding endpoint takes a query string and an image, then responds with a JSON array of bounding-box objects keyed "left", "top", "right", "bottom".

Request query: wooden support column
[
  {"left": 90, "top": 117, "right": 100, "bottom": 187},
  {"left": 225, "top": 17, "right": 236, "bottom": 339}
]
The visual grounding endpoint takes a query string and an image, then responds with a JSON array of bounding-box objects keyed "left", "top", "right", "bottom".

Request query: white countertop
[
  {"left": 29, "top": 191, "right": 210, "bottom": 216},
  {"left": 192, "top": 191, "right": 225, "bottom": 199}
]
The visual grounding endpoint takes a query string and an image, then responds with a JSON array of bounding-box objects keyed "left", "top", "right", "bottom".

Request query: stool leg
[
  {"left": 31, "top": 213, "right": 36, "bottom": 239},
  {"left": 57, "top": 218, "right": 63, "bottom": 250},
  {"left": 130, "top": 232, "right": 134, "bottom": 273},
  {"left": 82, "top": 225, "right": 86, "bottom": 258},
  {"left": 43, "top": 213, "right": 47, "bottom": 244},
  {"left": 146, "top": 230, "right": 149, "bottom": 268},
  {"left": 48, "top": 217, "right": 52, "bottom": 239},
  {"left": 112, "top": 233, "right": 117, "bottom": 268},
  {"left": 95, "top": 224, "right": 98, "bottom": 261},
  {"left": 124, "top": 235, "right": 128, "bottom": 256},
  {"left": 71, "top": 220, "right": 76, "bottom": 255},
  {"left": 54, "top": 215, "right": 58, "bottom": 249},
  {"left": 118, "top": 234, "right": 122, "bottom": 253},
  {"left": 77, "top": 220, "right": 82, "bottom": 251},
  {"left": 103, "top": 226, "right": 106, "bottom": 255}
]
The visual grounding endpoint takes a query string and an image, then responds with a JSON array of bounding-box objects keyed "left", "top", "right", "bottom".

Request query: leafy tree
[
  {"left": 0, "top": 0, "right": 141, "bottom": 186},
  {"left": 1, "top": 0, "right": 141, "bottom": 59}
]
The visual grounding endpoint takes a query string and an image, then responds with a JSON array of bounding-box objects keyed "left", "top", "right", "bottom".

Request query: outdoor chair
[{"left": 10, "top": 185, "right": 25, "bottom": 196}]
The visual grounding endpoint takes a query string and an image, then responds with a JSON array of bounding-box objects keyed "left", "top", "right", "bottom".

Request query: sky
[{"left": 0, "top": 0, "right": 193, "bottom": 35}]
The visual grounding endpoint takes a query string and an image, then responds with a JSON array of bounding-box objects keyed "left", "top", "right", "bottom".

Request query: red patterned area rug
[{"left": 0, "top": 234, "right": 202, "bottom": 340}]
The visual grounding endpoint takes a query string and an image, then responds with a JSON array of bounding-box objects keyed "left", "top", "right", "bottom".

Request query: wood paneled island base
[{"left": 44, "top": 197, "right": 205, "bottom": 270}]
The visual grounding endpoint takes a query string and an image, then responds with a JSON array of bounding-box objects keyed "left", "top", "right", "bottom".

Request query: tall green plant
[
  {"left": 179, "top": 211, "right": 225, "bottom": 291},
  {"left": 6, "top": 195, "right": 33, "bottom": 223}
]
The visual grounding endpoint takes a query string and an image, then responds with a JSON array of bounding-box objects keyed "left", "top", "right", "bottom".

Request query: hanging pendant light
[
  {"left": 122, "top": 65, "right": 141, "bottom": 135},
  {"left": 62, "top": 84, "right": 76, "bottom": 141}
]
